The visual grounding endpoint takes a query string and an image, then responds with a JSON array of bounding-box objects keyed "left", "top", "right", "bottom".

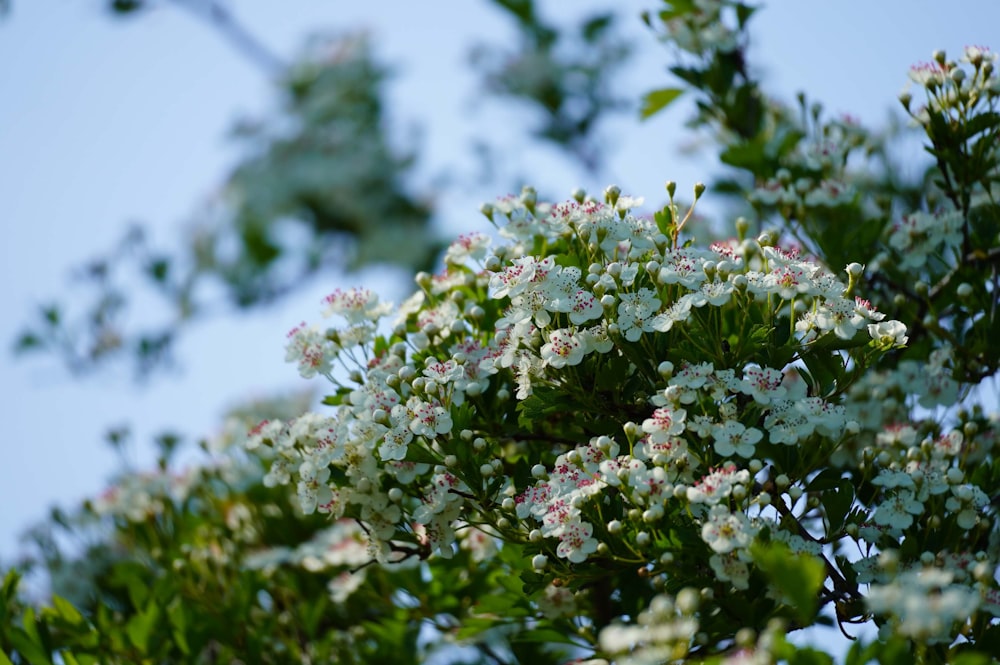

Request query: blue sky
[{"left": 0, "top": 0, "right": 996, "bottom": 578}]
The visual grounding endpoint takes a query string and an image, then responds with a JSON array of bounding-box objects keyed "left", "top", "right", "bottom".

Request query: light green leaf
[
  {"left": 640, "top": 88, "right": 684, "bottom": 119},
  {"left": 751, "top": 541, "right": 825, "bottom": 623}
]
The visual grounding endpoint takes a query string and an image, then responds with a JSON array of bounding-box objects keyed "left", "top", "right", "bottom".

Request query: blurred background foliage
[{"left": 12, "top": 0, "right": 633, "bottom": 380}]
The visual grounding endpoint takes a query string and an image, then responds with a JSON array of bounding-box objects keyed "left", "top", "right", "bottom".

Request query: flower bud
[
  {"left": 676, "top": 587, "right": 700, "bottom": 614},
  {"left": 604, "top": 185, "right": 621, "bottom": 207},
  {"left": 532, "top": 554, "right": 548, "bottom": 570},
  {"left": 735, "top": 628, "right": 756, "bottom": 647},
  {"left": 735, "top": 216, "right": 749, "bottom": 239},
  {"left": 571, "top": 187, "right": 586, "bottom": 203},
  {"left": 665, "top": 181, "right": 677, "bottom": 198},
  {"left": 480, "top": 463, "right": 494, "bottom": 477},
  {"left": 501, "top": 497, "right": 515, "bottom": 511},
  {"left": 388, "top": 487, "right": 404, "bottom": 502},
  {"left": 532, "top": 464, "right": 548, "bottom": 478},
  {"left": 636, "top": 531, "right": 651, "bottom": 547},
  {"left": 957, "top": 282, "right": 973, "bottom": 298},
  {"left": 607, "top": 519, "right": 623, "bottom": 534},
  {"left": 444, "top": 455, "right": 458, "bottom": 467}
]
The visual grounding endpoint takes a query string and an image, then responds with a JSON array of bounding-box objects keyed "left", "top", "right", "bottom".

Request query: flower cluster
[{"left": 247, "top": 184, "right": 952, "bottom": 660}]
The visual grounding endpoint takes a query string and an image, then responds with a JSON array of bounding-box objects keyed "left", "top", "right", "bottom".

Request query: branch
[{"left": 168, "top": 0, "right": 285, "bottom": 75}]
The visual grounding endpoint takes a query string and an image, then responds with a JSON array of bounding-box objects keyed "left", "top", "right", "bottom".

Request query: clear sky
[{"left": 1, "top": 0, "right": 996, "bottom": 587}]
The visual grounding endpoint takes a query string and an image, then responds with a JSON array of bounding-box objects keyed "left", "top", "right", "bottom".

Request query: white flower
[
  {"left": 489, "top": 255, "right": 554, "bottom": 299},
  {"left": 873, "top": 489, "right": 924, "bottom": 529},
  {"left": 711, "top": 420, "right": 762, "bottom": 458},
  {"left": 642, "top": 407, "right": 688, "bottom": 442},
  {"left": 684, "top": 281, "right": 735, "bottom": 307},
  {"left": 709, "top": 552, "right": 750, "bottom": 590},
  {"left": 322, "top": 287, "right": 392, "bottom": 323},
  {"left": 867, "top": 567, "right": 980, "bottom": 642},
  {"left": 443, "top": 232, "right": 491, "bottom": 265},
  {"left": 540, "top": 328, "right": 587, "bottom": 368},
  {"left": 658, "top": 248, "right": 708, "bottom": 289},
  {"left": 687, "top": 463, "right": 750, "bottom": 505},
  {"left": 815, "top": 297, "right": 867, "bottom": 340},
  {"left": 617, "top": 288, "right": 661, "bottom": 342},
  {"left": 868, "top": 320, "right": 908, "bottom": 347},
  {"left": 740, "top": 364, "right": 787, "bottom": 405},
  {"left": 556, "top": 521, "right": 599, "bottom": 563},
  {"left": 701, "top": 506, "right": 755, "bottom": 553},
  {"left": 407, "top": 397, "right": 453, "bottom": 438},
  {"left": 285, "top": 323, "right": 335, "bottom": 379}
]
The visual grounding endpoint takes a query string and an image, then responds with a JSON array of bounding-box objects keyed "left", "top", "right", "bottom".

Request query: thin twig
[{"left": 168, "top": 0, "right": 285, "bottom": 75}]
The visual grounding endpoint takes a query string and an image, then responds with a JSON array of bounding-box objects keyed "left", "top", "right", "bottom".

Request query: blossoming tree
[{"left": 4, "top": 1, "right": 1000, "bottom": 664}]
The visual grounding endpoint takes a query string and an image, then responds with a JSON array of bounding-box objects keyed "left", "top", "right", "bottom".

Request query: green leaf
[
  {"left": 751, "top": 541, "right": 825, "bottom": 623},
  {"left": 167, "top": 599, "right": 189, "bottom": 655},
  {"left": 822, "top": 479, "right": 856, "bottom": 534},
  {"left": 949, "top": 653, "right": 992, "bottom": 665},
  {"left": 5, "top": 626, "right": 53, "bottom": 665},
  {"left": 125, "top": 601, "right": 160, "bottom": 653},
  {"left": 13, "top": 332, "right": 43, "bottom": 352},
  {"left": 640, "top": 87, "right": 684, "bottom": 119},
  {"left": 43, "top": 595, "right": 89, "bottom": 633},
  {"left": 805, "top": 468, "right": 845, "bottom": 492}
]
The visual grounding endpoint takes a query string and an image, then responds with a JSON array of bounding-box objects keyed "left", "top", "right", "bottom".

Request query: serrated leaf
[{"left": 751, "top": 541, "right": 825, "bottom": 623}]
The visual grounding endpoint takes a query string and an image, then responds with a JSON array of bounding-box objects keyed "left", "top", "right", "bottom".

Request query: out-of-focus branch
[{"left": 167, "top": 0, "right": 285, "bottom": 75}]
